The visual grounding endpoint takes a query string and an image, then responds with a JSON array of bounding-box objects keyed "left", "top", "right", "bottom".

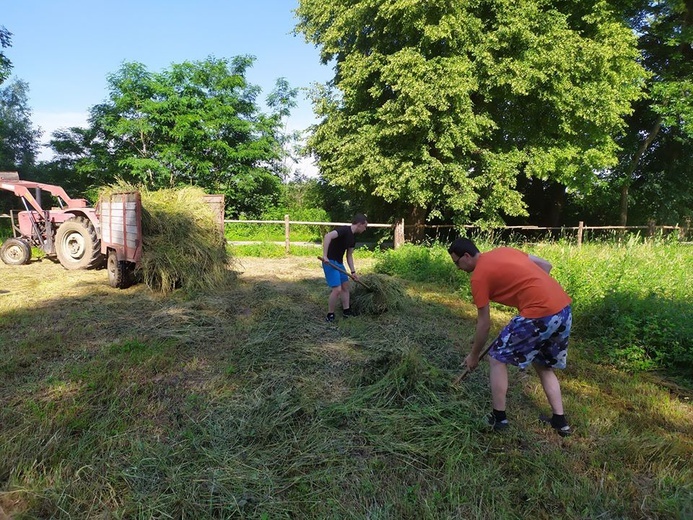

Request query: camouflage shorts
[{"left": 489, "top": 305, "right": 572, "bottom": 369}]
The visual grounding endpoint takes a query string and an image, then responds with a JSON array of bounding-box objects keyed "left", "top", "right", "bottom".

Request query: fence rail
[
  {"left": 225, "top": 216, "right": 691, "bottom": 251},
  {"left": 3, "top": 213, "right": 689, "bottom": 252}
]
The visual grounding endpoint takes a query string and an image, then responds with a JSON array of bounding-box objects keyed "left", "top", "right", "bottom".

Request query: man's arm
[
  {"left": 322, "top": 230, "right": 338, "bottom": 260},
  {"left": 346, "top": 248, "right": 356, "bottom": 275},
  {"left": 529, "top": 254, "right": 552, "bottom": 274},
  {"left": 465, "top": 305, "right": 491, "bottom": 370}
]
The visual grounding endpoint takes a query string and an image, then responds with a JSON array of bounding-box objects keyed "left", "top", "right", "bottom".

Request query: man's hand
[{"left": 464, "top": 352, "right": 480, "bottom": 371}]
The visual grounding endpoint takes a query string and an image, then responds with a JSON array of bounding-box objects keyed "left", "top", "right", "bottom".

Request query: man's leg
[
  {"left": 340, "top": 281, "right": 350, "bottom": 311},
  {"left": 489, "top": 357, "right": 509, "bottom": 411},
  {"left": 534, "top": 364, "right": 564, "bottom": 415},
  {"left": 328, "top": 286, "right": 342, "bottom": 314}
]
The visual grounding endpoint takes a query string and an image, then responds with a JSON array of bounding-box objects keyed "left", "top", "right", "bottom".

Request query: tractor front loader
[{"left": 0, "top": 171, "right": 103, "bottom": 269}]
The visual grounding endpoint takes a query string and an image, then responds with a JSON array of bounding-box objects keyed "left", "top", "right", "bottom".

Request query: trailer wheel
[
  {"left": 56, "top": 217, "right": 103, "bottom": 270},
  {"left": 107, "top": 250, "right": 134, "bottom": 289},
  {"left": 0, "top": 238, "right": 31, "bottom": 265}
]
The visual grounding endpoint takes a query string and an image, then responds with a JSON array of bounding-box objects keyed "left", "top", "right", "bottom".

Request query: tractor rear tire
[
  {"left": 107, "top": 250, "right": 134, "bottom": 289},
  {"left": 55, "top": 217, "right": 103, "bottom": 270},
  {"left": 0, "top": 238, "right": 31, "bottom": 265}
]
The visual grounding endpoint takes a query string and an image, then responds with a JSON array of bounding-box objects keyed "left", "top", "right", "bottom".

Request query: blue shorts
[
  {"left": 489, "top": 305, "right": 572, "bottom": 369},
  {"left": 323, "top": 260, "right": 349, "bottom": 288}
]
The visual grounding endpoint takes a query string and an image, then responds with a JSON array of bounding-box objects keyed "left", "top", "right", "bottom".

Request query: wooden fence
[
  {"left": 3, "top": 213, "right": 690, "bottom": 253},
  {"left": 225, "top": 216, "right": 691, "bottom": 252}
]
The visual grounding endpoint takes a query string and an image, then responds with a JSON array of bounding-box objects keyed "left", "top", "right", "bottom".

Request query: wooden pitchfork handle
[
  {"left": 452, "top": 342, "right": 493, "bottom": 385},
  {"left": 318, "top": 256, "right": 372, "bottom": 291}
]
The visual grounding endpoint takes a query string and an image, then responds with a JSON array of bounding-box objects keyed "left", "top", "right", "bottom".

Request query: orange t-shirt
[{"left": 471, "top": 248, "right": 571, "bottom": 318}]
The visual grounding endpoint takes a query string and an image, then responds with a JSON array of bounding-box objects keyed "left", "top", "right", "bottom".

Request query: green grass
[{"left": 0, "top": 243, "right": 691, "bottom": 519}]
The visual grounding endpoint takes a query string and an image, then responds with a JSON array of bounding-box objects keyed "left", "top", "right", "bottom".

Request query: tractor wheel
[
  {"left": 107, "top": 250, "right": 134, "bottom": 289},
  {"left": 0, "top": 238, "right": 31, "bottom": 265},
  {"left": 55, "top": 217, "right": 103, "bottom": 270}
]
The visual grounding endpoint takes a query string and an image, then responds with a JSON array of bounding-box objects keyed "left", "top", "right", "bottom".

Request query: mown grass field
[{"left": 1, "top": 242, "right": 691, "bottom": 519}]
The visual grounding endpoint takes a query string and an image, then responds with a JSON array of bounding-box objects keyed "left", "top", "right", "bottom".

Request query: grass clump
[
  {"left": 101, "top": 182, "right": 231, "bottom": 293},
  {"left": 350, "top": 273, "right": 409, "bottom": 316}
]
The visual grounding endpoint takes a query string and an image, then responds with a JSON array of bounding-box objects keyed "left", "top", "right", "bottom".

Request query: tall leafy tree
[
  {"left": 611, "top": 0, "right": 693, "bottom": 225},
  {"left": 0, "top": 25, "right": 12, "bottom": 85},
  {"left": 51, "top": 56, "right": 297, "bottom": 217},
  {"left": 0, "top": 79, "right": 41, "bottom": 173},
  {"left": 296, "top": 0, "right": 647, "bottom": 229}
]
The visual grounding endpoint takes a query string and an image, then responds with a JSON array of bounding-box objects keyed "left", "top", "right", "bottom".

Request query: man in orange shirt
[{"left": 448, "top": 237, "right": 573, "bottom": 436}]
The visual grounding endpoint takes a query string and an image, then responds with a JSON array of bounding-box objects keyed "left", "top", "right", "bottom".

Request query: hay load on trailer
[{"left": 99, "top": 183, "right": 230, "bottom": 293}]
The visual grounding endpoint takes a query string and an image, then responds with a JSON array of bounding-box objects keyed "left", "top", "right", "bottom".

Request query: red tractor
[
  {"left": 0, "top": 171, "right": 104, "bottom": 269},
  {"left": 0, "top": 172, "right": 143, "bottom": 289}
]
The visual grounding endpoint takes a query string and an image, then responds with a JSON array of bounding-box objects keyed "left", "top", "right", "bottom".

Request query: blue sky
[{"left": 2, "top": 0, "right": 332, "bottom": 171}]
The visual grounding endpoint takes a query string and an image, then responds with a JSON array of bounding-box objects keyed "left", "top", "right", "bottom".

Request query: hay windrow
[
  {"left": 349, "top": 273, "right": 409, "bottom": 315},
  {"left": 100, "top": 182, "right": 232, "bottom": 293}
]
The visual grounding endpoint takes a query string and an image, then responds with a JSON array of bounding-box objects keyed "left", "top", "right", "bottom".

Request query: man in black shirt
[{"left": 321, "top": 214, "right": 368, "bottom": 322}]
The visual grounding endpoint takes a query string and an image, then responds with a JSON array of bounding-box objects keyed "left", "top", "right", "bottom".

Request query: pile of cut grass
[
  {"left": 350, "top": 273, "right": 409, "bottom": 315},
  {"left": 100, "top": 182, "right": 231, "bottom": 293}
]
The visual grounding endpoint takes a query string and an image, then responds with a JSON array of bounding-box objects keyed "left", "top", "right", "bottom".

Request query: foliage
[
  {"left": 295, "top": 0, "right": 647, "bottom": 224},
  {"left": 0, "top": 79, "right": 41, "bottom": 174},
  {"left": 375, "top": 243, "right": 468, "bottom": 287},
  {"left": 47, "top": 57, "right": 297, "bottom": 218},
  {"left": 0, "top": 25, "right": 11, "bottom": 85},
  {"left": 605, "top": 0, "right": 693, "bottom": 225}
]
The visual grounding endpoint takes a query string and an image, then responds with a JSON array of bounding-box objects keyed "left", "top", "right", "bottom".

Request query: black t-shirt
[{"left": 327, "top": 226, "right": 355, "bottom": 263}]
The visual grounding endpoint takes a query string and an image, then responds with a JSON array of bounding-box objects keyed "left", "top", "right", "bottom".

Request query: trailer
[{"left": 98, "top": 191, "right": 142, "bottom": 288}]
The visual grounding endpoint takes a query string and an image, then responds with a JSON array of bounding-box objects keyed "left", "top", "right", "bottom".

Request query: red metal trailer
[{"left": 98, "top": 191, "right": 142, "bottom": 288}]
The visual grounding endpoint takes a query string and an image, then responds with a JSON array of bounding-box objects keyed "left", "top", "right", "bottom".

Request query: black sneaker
[
  {"left": 325, "top": 313, "right": 335, "bottom": 323},
  {"left": 487, "top": 413, "right": 509, "bottom": 431},
  {"left": 539, "top": 414, "right": 572, "bottom": 437},
  {"left": 342, "top": 308, "right": 352, "bottom": 319}
]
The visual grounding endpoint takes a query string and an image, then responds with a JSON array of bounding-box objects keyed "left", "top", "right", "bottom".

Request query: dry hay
[
  {"left": 100, "top": 182, "right": 231, "bottom": 293},
  {"left": 349, "top": 273, "right": 409, "bottom": 315}
]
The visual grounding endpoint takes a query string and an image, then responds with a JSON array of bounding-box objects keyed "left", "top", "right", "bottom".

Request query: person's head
[
  {"left": 351, "top": 213, "right": 368, "bottom": 234},
  {"left": 448, "top": 238, "right": 480, "bottom": 272}
]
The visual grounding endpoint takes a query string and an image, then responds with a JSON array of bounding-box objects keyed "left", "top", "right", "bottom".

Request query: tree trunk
[
  {"left": 619, "top": 183, "right": 629, "bottom": 227},
  {"left": 408, "top": 205, "right": 427, "bottom": 243},
  {"left": 619, "top": 116, "right": 662, "bottom": 226},
  {"left": 547, "top": 182, "right": 565, "bottom": 227}
]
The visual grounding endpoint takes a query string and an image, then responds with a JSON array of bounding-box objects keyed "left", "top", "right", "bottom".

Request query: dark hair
[
  {"left": 448, "top": 238, "right": 479, "bottom": 257},
  {"left": 352, "top": 213, "right": 368, "bottom": 225}
]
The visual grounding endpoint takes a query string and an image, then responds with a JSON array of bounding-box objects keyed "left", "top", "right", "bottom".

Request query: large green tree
[
  {"left": 611, "top": 0, "right": 693, "bottom": 225},
  {"left": 49, "top": 56, "right": 297, "bottom": 217},
  {"left": 296, "top": 0, "right": 647, "bottom": 229},
  {"left": 0, "top": 79, "right": 41, "bottom": 173},
  {"left": 0, "top": 25, "right": 11, "bottom": 85}
]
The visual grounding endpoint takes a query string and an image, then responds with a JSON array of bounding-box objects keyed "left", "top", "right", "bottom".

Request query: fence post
[
  {"left": 647, "top": 219, "right": 656, "bottom": 238},
  {"left": 394, "top": 218, "right": 405, "bottom": 249},
  {"left": 680, "top": 216, "right": 691, "bottom": 241},
  {"left": 284, "top": 214, "right": 290, "bottom": 254},
  {"left": 577, "top": 221, "right": 584, "bottom": 248}
]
